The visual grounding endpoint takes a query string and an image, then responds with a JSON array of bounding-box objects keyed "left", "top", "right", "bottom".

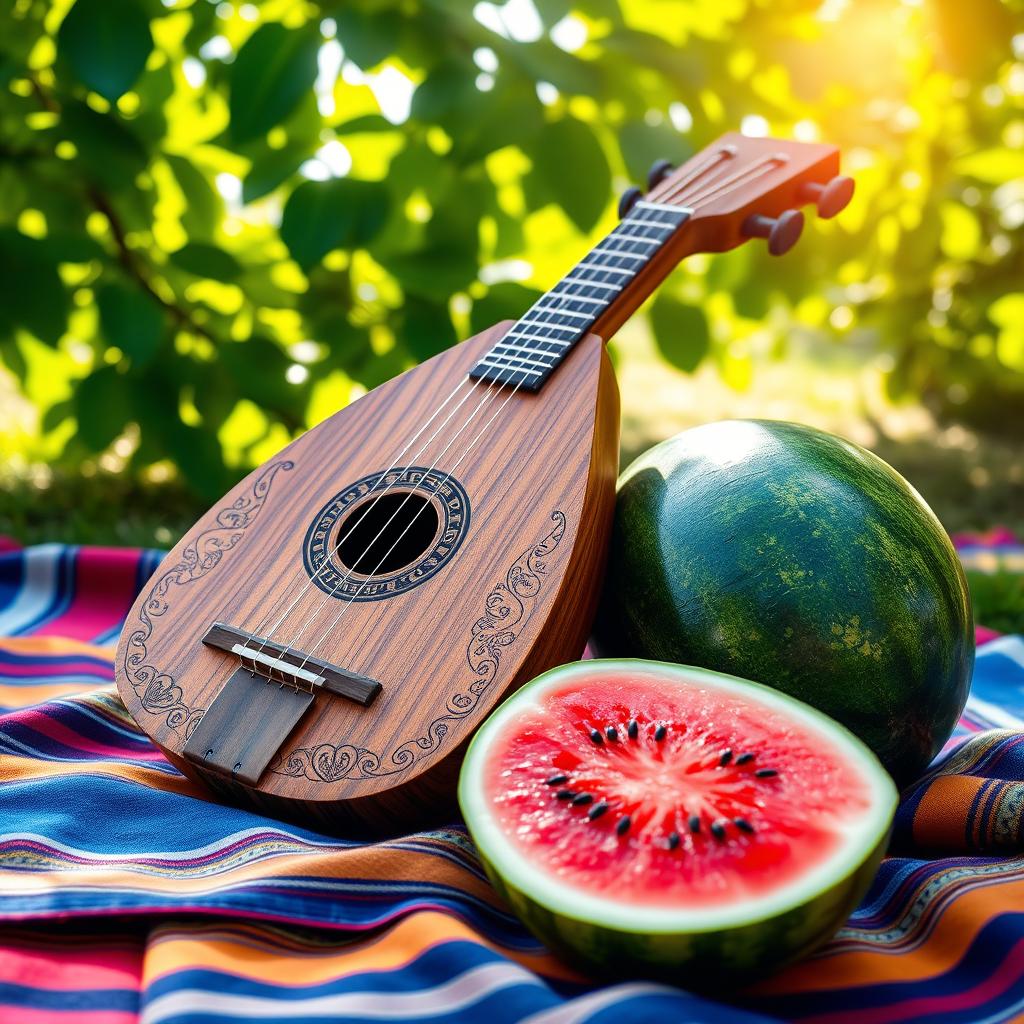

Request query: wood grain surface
[{"left": 115, "top": 322, "right": 619, "bottom": 831}]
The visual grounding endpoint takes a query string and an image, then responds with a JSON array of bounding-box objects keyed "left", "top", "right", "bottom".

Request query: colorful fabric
[{"left": 2, "top": 541, "right": 1024, "bottom": 1023}]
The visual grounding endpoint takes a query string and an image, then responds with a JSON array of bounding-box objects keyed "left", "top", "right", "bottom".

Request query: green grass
[{"left": 964, "top": 570, "right": 1024, "bottom": 636}]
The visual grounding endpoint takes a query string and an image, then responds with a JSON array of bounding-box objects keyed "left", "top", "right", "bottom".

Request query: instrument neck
[{"left": 468, "top": 201, "right": 694, "bottom": 393}]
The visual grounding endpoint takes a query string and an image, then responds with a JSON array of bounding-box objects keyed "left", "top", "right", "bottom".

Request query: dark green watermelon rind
[
  {"left": 478, "top": 828, "right": 888, "bottom": 987},
  {"left": 459, "top": 659, "right": 898, "bottom": 986},
  {"left": 592, "top": 420, "right": 974, "bottom": 785}
]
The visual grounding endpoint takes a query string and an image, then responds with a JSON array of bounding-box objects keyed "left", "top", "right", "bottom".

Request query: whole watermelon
[{"left": 591, "top": 420, "right": 974, "bottom": 785}]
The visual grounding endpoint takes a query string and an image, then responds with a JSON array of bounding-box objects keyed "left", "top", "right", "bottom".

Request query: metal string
[
  {"left": 246, "top": 217, "right": 657, "bottom": 665},
  {"left": 649, "top": 144, "right": 737, "bottom": 206},
  {"left": 247, "top": 373, "right": 484, "bottom": 665},
  {"left": 258, "top": 280, "right": 587, "bottom": 673},
  {"left": 292, "top": 208, "right": 675, "bottom": 669},
  {"left": 673, "top": 153, "right": 785, "bottom": 210},
  {"left": 251, "top": 157, "right": 777, "bottom": 677},
  {"left": 305, "top": 168, "right": 791, "bottom": 664}
]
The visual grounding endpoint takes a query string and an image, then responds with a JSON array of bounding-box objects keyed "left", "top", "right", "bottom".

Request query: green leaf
[
  {"left": 61, "top": 100, "right": 148, "bottom": 189},
  {"left": 0, "top": 229, "right": 69, "bottom": 345},
  {"left": 410, "top": 61, "right": 477, "bottom": 125},
  {"left": 229, "top": 23, "right": 320, "bottom": 144},
  {"left": 470, "top": 283, "right": 543, "bottom": 336},
  {"left": 74, "top": 365, "right": 129, "bottom": 451},
  {"left": 334, "top": 8, "right": 399, "bottom": 70},
  {"left": 940, "top": 202, "right": 981, "bottom": 261},
  {"left": 402, "top": 297, "right": 455, "bottom": 361},
  {"left": 242, "top": 145, "right": 309, "bottom": 204},
  {"left": 617, "top": 120, "right": 695, "bottom": 189},
  {"left": 165, "top": 156, "right": 223, "bottom": 240},
  {"left": 530, "top": 117, "right": 610, "bottom": 232},
  {"left": 280, "top": 178, "right": 390, "bottom": 269},
  {"left": 649, "top": 294, "right": 710, "bottom": 373},
  {"left": 168, "top": 242, "right": 242, "bottom": 281},
  {"left": 388, "top": 250, "right": 475, "bottom": 300},
  {"left": 954, "top": 148, "right": 1024, "bottom": 185},
  {"left": 57, "top": 0, "right": 153, "bottom": 102},
  {"left": 219, "top": 337, "right": 307, "bottom": 425},
  {"left": 97, "top": 282, "right": 164, "bottom": 365}
]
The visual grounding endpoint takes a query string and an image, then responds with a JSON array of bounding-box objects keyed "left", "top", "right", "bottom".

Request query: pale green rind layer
[{"left": 459, "top": 659, "right": 897, "bottom": 983}]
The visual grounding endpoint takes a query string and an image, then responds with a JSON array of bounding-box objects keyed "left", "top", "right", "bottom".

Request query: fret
[
  {"left": 488, "top": 348, "right": 559, "bottom": 371},
  {"left": 622, "top": 216, "right": 680, "bottom": 230},
  {"left": 512, "top": 318, "right": 578, "bottom": 335},
  {"left": 502, "top": 332, "right": 575, "bottom": 349},
  {"left": 469, "top": 203, "right": 689, "bottom": 393},
  {"left": 503, "top": 331, "right": 577, "bottom": 348},
  {"left": 635, "top": 200, "right": 691, "bottom": 215},
  {"left": 495, "top": 338, "right": 571, "bottom": 356},
  {"left": 573, "top": 264, "right": 633, "bottom": 278},
  {"left": 604, "top": 232, "right": 660, "bottom": 245},
  {"left": 543, "top": 292, "right": 606, "bottom": 306},
  {"left": 531, "top": 306, "right": 591, "bottom": 320},
  {"left": 474, "top": 357, "right": 542, "bottom": 378},
  {"left": 589, "top": 247, "right": 645, "bottom": 261},
  {"left": 560, "top": 275, "right": 619, "bottom": 291}
]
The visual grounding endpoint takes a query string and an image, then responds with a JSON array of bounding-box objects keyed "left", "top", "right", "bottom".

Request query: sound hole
[{"left": 335, "top": 491, "right": 439, "bottom": 577}]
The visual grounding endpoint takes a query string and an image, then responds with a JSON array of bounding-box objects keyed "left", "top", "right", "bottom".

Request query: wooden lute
[{"left": 116, "top": 132, "right": 853, "bottom": 832}]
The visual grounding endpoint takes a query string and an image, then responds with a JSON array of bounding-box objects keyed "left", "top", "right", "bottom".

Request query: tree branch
[{"left": 24, "top": 74, "right": 215, "bottom": 343}]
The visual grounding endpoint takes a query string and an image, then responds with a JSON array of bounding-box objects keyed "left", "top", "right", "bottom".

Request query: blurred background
[{"left": 1, "top": 0, "right": 1022, "bottom": 622}]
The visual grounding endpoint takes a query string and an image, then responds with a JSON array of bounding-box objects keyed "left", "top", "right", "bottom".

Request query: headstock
[{"left": 619, "top": 131, "right": 854, "bottom": 256}]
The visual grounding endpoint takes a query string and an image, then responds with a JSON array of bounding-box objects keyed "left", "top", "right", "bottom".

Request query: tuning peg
[
  {"left": 618, "top": 186, "right": 642, "bottom": 218},
  {"left": 646, "top": 158, "right": 675, "bottom": 191},
  {"left": 798, "top": 175, "right": 854, "bottom": 219},
  {"left": 742, "top": 209, "right": 804, "bottom": 256}
]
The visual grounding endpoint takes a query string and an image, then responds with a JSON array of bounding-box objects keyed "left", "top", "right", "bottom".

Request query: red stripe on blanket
[{"left": 36, "top": 550, "right": 144, "bottom": 642}]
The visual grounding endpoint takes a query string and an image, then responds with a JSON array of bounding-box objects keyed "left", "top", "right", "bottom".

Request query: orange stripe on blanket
[
  {"left": 914, "top": 776, "right": 988, "bottom": 851},
  {"left": 0, "top": 682, "right": 106, "bottom": 706},
  {"left": 142, "top": 911, "right": 581, "bottom": 987},
  {"left": 0, "top": 637, "right": 115, "bottom": 661},
  {"left": 0, "top": 756, "right": 203, "bottom": 799},
  {"left": 750, "top": 869, "right": 1024, "bottom": 995},
  {"left": 0, "top": 840, "right": 503, "bottom": 901}
]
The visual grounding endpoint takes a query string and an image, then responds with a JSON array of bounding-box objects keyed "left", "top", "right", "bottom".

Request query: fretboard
[{"left": 469, "top": 201, "right": 691, "bottom": 392}]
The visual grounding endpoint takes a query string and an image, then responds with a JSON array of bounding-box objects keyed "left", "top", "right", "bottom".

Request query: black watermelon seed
[
  {"left": 654, "top": 724, "right": 667, "bottom": 742},
  {"left": 589, "top": 728, "right": 603, "bottom": 745},
  {"left": 735, "top": 753, "right": 755, "bottom": 765},
  {"left": 719, "top": 749, "right": 733, "bottom": 767},
  {"left": 606, "top": 726, "right": 618, "bottom": 742},
  {"left": 710, "top": 820, "right": 727, "bottom": 841},
  {"left": 627, "top": 719, "right": 639, "bottom": 740},
  {"left": 734, "top": 817, "right": 755, "bottom": 834},
  {"left": 668, "top": 831, "right": 680, "bottom": 850},
  {"left": 571, "top": 792, "right": 594, "bottom": 806},
  {"left": 588, "top": 801, "right": 609, "bottom": 820},
  {"left": 556, "top": 789, "right": 575, "bottom": 800},
  {"left": 755, "top": 768, "right": 778, "bottom": 778},
  {"left": 616, "top": 815, "right": 631, "bottom": 836},
  {"left": 688, "top": 814, "right": 701, "bottom": 834},
  {"left": 545, "top": 774, "right": 569, "bottom": 786}
]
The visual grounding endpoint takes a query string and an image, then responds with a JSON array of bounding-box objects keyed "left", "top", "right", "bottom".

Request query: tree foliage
[{"left": 1, "top": 0, "right": 1021, "bottom": 499}]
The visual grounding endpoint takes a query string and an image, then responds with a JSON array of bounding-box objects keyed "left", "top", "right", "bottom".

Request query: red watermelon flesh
[{"left": 482, "top": 667, "right": 878, "bottom": 911}]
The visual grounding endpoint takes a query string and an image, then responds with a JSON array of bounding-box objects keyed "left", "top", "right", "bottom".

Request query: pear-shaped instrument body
[{"left": 115, "top": 323, "right": 619, "bottom": 832}]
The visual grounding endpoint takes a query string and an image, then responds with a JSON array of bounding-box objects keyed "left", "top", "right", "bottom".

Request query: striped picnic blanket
[{"left": 2, "top": 534, "right": 1024, "bottom": 1023}]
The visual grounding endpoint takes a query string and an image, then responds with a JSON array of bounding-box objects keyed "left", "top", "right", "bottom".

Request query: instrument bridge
[{"left": 182, "top": 621, "right": 382, "bottom": 786}]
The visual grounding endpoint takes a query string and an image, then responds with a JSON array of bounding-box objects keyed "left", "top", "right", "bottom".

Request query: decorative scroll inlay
[
  {"left": 271, "top": 510, "right": 567, "bottom": 783},
  {"left": 121, "top": 460, "right": 293, "bottom": 736}
]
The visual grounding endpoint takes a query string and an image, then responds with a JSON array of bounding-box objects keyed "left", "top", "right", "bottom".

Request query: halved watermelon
[{"left": 459, "top": 660, "right": 897, "bottom": 983}]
